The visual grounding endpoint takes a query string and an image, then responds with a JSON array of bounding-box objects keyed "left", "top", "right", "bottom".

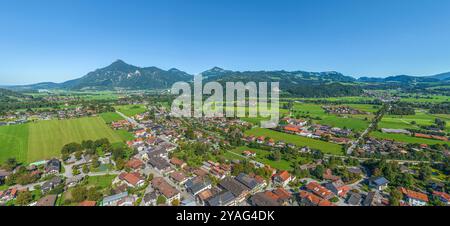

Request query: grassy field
[
  {"left": 370, "top": 131, "right": 449, "bottom": 145},
  {"left": 27, "top": 117, "right": 122, "bottom": 162},
  {"left": 244, "top": 128, "right": 344, "bottom": 155},
  {"left": 114, "top": 104, "right": 147, "bottom": 117},
  {"left": 379, "top": 110, "right": 450, "bottom": 132},
  {"left": 293, "top": 103, "right": 372, "bottom": 132},
  {"left": 114, "top": 129, "right": 135, "bottom": 141},
  {"left": 0, "top": 117, "right": 122, "bottom": 163},
  {"left": 230, "top": 146, "right": 294, "bottom": 170},
  {"left": 86, "top": 175, "right": 116, "bottom": 189},
  {"left": 0, "top": 124, "right": 29, "bottom": 163},
  {"left": 100, "top": 112, "right": 124, "bottom": 124}
]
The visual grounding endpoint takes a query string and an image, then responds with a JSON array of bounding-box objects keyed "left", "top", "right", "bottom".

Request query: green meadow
[
  {"left": 379, "top": 110, "right": 450, "bottom": 132},
  {"left": 244, "top": 128, "right": 344, "bottom": 155},
  {"left": 114, "top": 104, "right": 147, "bottom": 117},
  {"left": 0, "top": 117, "right": 122, "bottom": 163},
  {"left": 230, "top": 146, "right": 294, "bottom": 170},
  {"left": 293, "top": 103, "right": 373, "bottom": 132},
  {"left": 100, "top": 112, "right": 125, "bottom": 124}
]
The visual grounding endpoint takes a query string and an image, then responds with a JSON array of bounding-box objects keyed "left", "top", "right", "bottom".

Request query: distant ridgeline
[{"left": 4, "top": 60, "right": 450, "bottom": 98}]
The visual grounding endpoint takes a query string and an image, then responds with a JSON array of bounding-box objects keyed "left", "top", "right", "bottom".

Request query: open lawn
[
  {"left": 0, "top": 117, "right": 122, "bottom": 163},
  {"left": 230, "top": 146, "right": 294, "bottom": 170},
  {"left": 86, "top": 175, "right": 116, "bottom": 189},
  {"left": 244, "top": 128, "right": 344, "bottom": 155},
  {"left": 114, "top": 104, "right": 147, "bottom": 117}
]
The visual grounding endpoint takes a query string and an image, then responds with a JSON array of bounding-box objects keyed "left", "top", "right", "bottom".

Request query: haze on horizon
[{"left": 1, "top": 0, "right": 450, "bottom": 85}]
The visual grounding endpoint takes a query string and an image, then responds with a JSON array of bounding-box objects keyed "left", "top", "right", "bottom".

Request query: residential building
[
  {"left": 152, "top": 177, "right": 181, "bottom": 204},
  {"left": 102, "top": 192, "right": 129, "bottom": 206},
  {"left": 219, "top": 177, "right": 250, "bottom": 203},
  {"left": 400, "top": 187, "right": 429, "bottom": 206},
  {"left": 272, "top": 170, "right": 294, "bottom": 187},
  {"left": 369, "top": 176, "right": 389, "bottom": 191}
]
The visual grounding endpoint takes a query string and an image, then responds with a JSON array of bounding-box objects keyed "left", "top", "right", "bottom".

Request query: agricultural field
[
  {"left": 293, "top": 103, "right": 373, "bottom": 132},
  {"left": 399, "top": 95, "right": 449, "bottom": 103},
  {"left": 244, "top": 128, "right": 344, "bottom": 155},
  {"left": 287, "top": 96, "right": 376, "bottom": 102},
  {"left": 0, "top": 117, "right": 122, "bottom": 163},
  {"left": 114, "top": 104, "right": 147, "bottom": 117},
  {"left": 0, "top": 124, "right": 29, "bottom": 163},
  {"left": 370, "top": 131, "right": 449, "bottom": 145},
  {"left": 379, "top": 110, "right": 450, "bottom": 132}
]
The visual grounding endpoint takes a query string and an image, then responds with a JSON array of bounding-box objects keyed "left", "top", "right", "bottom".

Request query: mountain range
[{"left": 5, "top": 60, "right": 450, "bottom": 92}]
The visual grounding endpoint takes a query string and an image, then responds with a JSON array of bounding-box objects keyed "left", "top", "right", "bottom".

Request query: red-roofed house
[
  {"left": 78, "top": 200, "right": 97, "bottom": 206},
  {"left": 299, "top": 190, "right": 335, "bottom": 206},
  {"left": 170, "top": 157, "right": 187, "bottom": 169},
  {"left": 432, "top": 191, "right": 450, "bottom": 205},
  {"left": 117, "top": 172, "right": 145, "bottom": 188},
  {"left": 306, "top": 182, "right": 335, "bottom": 200},
  {"left": 273, "top": 170, "right": 295, "bottom": 187},
  {"left": 400, "top": 187, "right": 429, "bottom": 206},
  {"left": 126, "top": 158, "right": 145, "bottom": 170}
]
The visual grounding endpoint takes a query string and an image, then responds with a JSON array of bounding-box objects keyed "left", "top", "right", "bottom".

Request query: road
[
  {"left": 116, "top": 110, "right": 177, "bottom": 147},
  {"left": 346, "top": 103, "right": 390, "bottom": 155}
]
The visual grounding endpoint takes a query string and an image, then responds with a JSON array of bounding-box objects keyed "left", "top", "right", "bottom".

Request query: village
[{"left": 1, "top": 103, "right": 448, "bottom": 207}]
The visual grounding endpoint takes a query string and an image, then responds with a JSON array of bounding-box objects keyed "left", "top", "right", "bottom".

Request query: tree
[
  {"left": 16, "top": 190, "right": 33, "bottom": 206},
  {"left": 419, "top": 165, "right": 432, "bottom": 181},
  {"left": 87, "top": 187, "right": 101, "bottom": 201},
  {"left": 171, "top": 199, "right": 180, "bottom": 206},
  {"left": 82, "top": 165, "right": 89, "bottom": 174},
  {"left": 389, "top": 189, "right": 403, "bottom": 206},
  {"left": 270, "top": 150, "right": 282, "bottom": 161},
  {"left": 156, "top": 195, "right": 166, "bottom": 205},
  {"left": 311, "top": 165, "right": 325, "bottom": 179},
  {"left": 3, "top": 158, "right": 18, "bottom": 171},
  {"left": 71, "top": 186, "right": 88, "bottom": 203},
  {"left": 147, "top": 173, "right": 154, "bottom": 182}
]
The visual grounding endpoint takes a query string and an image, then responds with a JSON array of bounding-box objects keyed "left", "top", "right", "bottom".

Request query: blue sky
[{"left": 1, "top": 0, "right": 450, "bottom": 85}]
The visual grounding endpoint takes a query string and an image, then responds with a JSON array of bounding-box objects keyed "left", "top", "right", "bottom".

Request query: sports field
[
  {"left": 0, "top": 117, "right": 122, "bottom": 163},
  {"left": 244, "top": 128, "right": 344, "bottom": 155}
]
